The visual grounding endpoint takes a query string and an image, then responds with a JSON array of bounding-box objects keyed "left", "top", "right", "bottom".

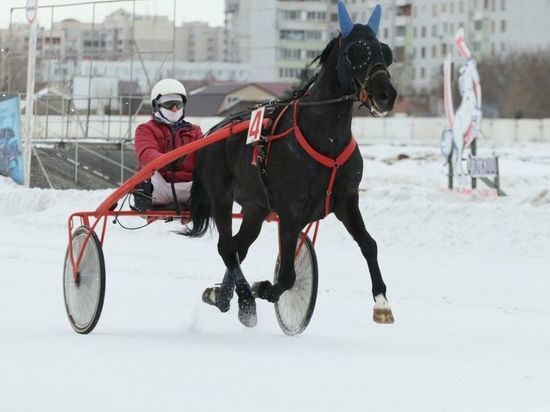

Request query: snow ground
[{"left": 1, "top": 143, "right": 549, "bottom": 412}]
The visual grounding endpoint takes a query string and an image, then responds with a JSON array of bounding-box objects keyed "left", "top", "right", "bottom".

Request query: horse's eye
[{"left": 346, "top": 43, "right": 372, "bottom": 69}]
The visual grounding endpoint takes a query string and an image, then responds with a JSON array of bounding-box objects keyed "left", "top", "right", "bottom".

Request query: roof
[
  {"left": 189, "top": 82, "right": 293, "bottom": 98},
  {"left": 118, "top": 80, "right": 141, "bottom": 96},
  {"left": 186, "top": 95, "right": 227, "bottom": 117},
  {"left": 217, "top": 100, "right": 262, "bottom": 118},
  {"left": 189, "top": 82, "right": 248, "bottom": 96},
  {"left": 252, "top": 82, "right": 293, "bottom": 97},
  {"left": 186, "top": 82, "right": 294, "bottom": 116}
]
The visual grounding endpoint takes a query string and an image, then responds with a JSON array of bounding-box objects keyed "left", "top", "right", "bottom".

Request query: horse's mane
[
  {"left": 311, "top": 36, "right": 339, "bottom": 67},
  {"left": 285, "top": 35, "right": 340, "bottom": 100}
]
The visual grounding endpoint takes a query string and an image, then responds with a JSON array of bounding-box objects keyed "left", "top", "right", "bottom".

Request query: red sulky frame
[{"left": 66, "top": 118, "right": 320, "bottom": 281}]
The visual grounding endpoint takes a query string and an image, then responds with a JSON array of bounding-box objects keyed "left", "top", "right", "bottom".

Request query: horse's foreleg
[
  {"left": 252, "top": 219, "right": 299, "bottom": 303},
  {"left": 231, "top": 211, "right": 268, "bottom": 327},
  {"left": 334, "top": 194, "right": 394, "bottom": 324}
]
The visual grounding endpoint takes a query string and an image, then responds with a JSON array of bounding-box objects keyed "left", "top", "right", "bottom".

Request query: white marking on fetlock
[
  {"left": 374, "top": 294, "right": 391, "bottom": 310},
  {"left": 373, "top": 294, "right": 394, "bottom": 323}
]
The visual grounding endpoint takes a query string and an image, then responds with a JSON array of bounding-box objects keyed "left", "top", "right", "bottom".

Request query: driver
[{"left": 133, "top": 79, "right": 203, "bottom": 211}]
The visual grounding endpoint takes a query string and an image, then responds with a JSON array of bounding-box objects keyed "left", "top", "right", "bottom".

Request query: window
[
  {"left": 384, "top": 28, "right": 389, "bottom": 38},
  {"left": 432, "top": 45, "right": 437, "bottom": 58},
  {"left": 420, "top": 67, "right": 425, "bottom": 79},
  {"left": 279, "top": 48, "right": 302, "bottom": 60},
  {"left": 279, "top": 68, "right": 302, "bottom": 79},
  {"left": 501, "top": 0, "right": 506, "bottom": 10},
  {"left": 421, "top": 47, "right": 426, "bottom": 58},
  {"left": 280, "top": 30, "right": 304, "bottom": 40},
  {"left": 306, "top": 11, "right": 326, "bottom": 21},
  {"left": 306, "top": 50, "right": 322, "bottom": 58},
  {"left": 421, "top": 26, "right": 426, "bottom": 37},
  {"left": 441, "top": 43, "right": 447, "bottom": 55},
  {"left": 306, "top": 31, "right": 322, "bottom": 40},
  {"left": 280, "top": 10, "right": 301, "bottom": 20},
  {"left": 413, "top": 26, "right": 417, "bottom": 38},
  {"left": 432, "top": 25, "right": 437, "bottom": 36},
  {"left": 459, "top": 0, "right": 464, "bottom": 13},
  {"left": 396, "top": 26, "right": 406, "bottom": 37},
  {"left": 474, "top": 20, "right": 482, "bottom": 30},
  {"left": 501, "top": 20, "right": 506, "bottom": 32},
  {"left": 394, "top": 46, "right": 405, "bottom": 61},
  {"left": 491, "top": 20, "right": 495, "bottom": 33}
]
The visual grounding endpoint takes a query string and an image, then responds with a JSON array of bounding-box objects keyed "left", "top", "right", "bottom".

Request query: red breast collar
[{"left": 267, "top": 100, "right": 357, "bottom": 216}]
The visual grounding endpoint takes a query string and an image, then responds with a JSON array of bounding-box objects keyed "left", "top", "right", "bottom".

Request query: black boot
[{"left": 132, "top": 180, "right": 153, "bottom": 212}]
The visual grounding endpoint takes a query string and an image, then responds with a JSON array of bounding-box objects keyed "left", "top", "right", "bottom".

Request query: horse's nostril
[{"left": 378, "top": 93, "right": 389, "bottom": 103}]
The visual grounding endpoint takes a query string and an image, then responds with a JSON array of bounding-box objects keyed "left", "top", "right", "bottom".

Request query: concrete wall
[{"left": 33, "top": 115, "right": 550, "bottom": 145}]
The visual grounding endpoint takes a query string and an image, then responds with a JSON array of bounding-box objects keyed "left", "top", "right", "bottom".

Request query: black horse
[{"left": 184, "top": 2, "right": 397, "bottom": 327}]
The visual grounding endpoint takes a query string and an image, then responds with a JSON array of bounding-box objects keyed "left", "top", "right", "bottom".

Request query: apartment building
[
  {"left": 345, "top": 0, "right": 550, "bottom": 93},
  {"left": 226, "top": 0, "right": 330, "bottom": 81},
  {"left": 228, "top": 0, "right": 550, "bottom": 89},
  {"left": 0, "top": 9, "right": 228, "bottom": 92},
  {"left": 175, "top": 22, "right": 225, "bottom": 62}
]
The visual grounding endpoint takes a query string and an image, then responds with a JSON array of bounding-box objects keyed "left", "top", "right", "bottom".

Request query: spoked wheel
[
  {"left": 63, "top": 226, "right": 106, "bottom": 334},
  {"left": 274, "top": 234, "right": 318, "bottom": 336}
]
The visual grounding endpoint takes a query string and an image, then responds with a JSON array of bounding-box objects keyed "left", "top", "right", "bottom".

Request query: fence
[{"left": 32, "top": 111, "right": 550, "bottom": 146}]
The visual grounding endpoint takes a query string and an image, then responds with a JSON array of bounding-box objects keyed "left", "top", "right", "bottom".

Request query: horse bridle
[{"left": 342, "top": 39, "right": 391, "bottom": 100}]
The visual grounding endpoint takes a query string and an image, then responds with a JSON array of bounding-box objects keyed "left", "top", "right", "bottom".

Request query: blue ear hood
[
  {"left": 367, "top": 4, "right": 382, "bottom": 35},
  {"left": 338, "top": 1, "right": 354, "bottom": 38}
]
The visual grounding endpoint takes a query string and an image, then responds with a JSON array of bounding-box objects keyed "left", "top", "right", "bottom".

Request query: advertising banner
[{"left": 0, "top": 95, "right": 24, "bottom": 185}]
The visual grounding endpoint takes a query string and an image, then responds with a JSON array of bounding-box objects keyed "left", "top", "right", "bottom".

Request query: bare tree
[{"left": 477, "top": 51, "right": 550, "bottom": 118}]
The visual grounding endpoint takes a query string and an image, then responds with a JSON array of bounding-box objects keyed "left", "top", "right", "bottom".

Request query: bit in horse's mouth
[{"left": 368, "top": 96, "right": 388, "bottom": 117}]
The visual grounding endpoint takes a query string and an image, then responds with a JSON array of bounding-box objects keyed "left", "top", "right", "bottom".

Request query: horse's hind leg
[
  {"left": 333, "top": 194, "right": 395, "bottom": 324},
  {"left": 202, "top": 200, "right": 239, "bottom": 313},
  {"left": 202, "top": 201, "right": 260, "bottom": 327},
  {"left": 231, "top": 209, "right": 269, "bottom": 327}
]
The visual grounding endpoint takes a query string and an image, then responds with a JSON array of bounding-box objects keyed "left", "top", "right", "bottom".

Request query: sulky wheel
[
  {"left": 63, "top": 226, "right": 106, "bottom": 334},
  {"left": 274, "top": 233, "right": 318, "bottom": 336}
]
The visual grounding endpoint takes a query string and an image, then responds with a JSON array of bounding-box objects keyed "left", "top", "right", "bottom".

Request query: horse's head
[{"left": 337, "top": 2, "right": 397, "bottom": 116}]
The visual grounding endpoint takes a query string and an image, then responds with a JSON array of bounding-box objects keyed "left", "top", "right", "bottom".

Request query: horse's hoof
[
  {"left": 373, "top": 308, "right": 395, "bottom": 324},
  {"left": 238, "top": 299, "right": 257, "bottom": 328},
  {"left": 251, "top": 281, "right": 272, "bottom": 300},
  {"left": 202, "top": 287, "right": 230, "bottom": 313},
  {"left": 373, "top": 294, "right": 394, "bottom": 324},
  {"left": 202, "top": 287, "right": 218, "bottom": 306}
]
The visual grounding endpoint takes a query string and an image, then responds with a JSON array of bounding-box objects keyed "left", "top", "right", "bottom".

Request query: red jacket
[{"left": 134, "top": 119, "right": 203, "bottom": 182}]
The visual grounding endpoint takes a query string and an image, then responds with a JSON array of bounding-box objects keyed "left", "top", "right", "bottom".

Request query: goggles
[{"left": 158, "top": 99, "right": 185, "bottom": 110}]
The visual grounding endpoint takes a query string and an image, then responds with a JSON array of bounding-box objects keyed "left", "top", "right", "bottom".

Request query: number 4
[{"left": 246, "top": 107, "right": 265, "bottom": 144}]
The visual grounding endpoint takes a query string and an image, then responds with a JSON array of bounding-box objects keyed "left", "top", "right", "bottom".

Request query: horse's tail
[{"left": 182, "top": 172, "right": 211, "bottom": 238}]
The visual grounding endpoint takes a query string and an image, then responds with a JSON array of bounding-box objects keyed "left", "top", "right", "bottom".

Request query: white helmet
[{"left": 150, "top": 79, "right": 187, "bottom": 107}]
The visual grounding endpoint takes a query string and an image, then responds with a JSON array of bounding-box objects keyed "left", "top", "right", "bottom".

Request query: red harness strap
[{"left": 267, "top": 100, "right": 357, "bottom": 216}]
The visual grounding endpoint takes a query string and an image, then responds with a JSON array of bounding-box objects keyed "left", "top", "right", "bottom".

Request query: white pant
[{"left": 151, "top": 171, "right": 192, "bottom": 205}]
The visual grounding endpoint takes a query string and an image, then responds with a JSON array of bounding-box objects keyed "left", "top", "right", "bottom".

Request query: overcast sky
[{"left": 1, "top": 0, "right": 225, "bottom": 28}]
